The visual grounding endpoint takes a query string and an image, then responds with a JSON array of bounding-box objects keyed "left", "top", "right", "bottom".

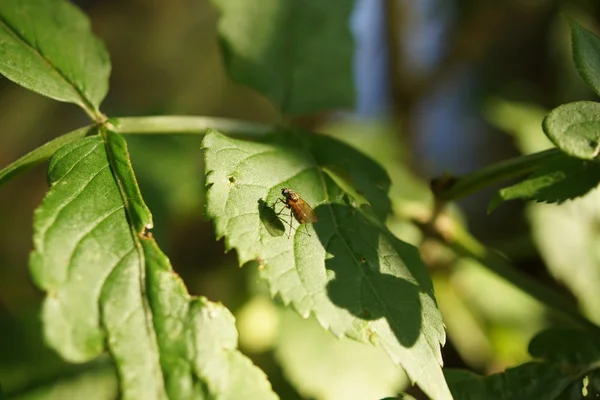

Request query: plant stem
[
  {"left": 112, "top": 116, "right": 273, "bottom": 137},
  {"left": 449, "top": 222, "right": 600, "bottom": 333},
  {"left": 0, "top": 126, "right": 96, "bottom": 188},
  {"left": 436, "top": 148, "right": 562, "bottom": 201}
]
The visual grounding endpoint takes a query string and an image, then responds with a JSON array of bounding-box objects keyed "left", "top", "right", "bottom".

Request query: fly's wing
[{"left": 292, "top": 198, "right": 319, "bottom": 223}]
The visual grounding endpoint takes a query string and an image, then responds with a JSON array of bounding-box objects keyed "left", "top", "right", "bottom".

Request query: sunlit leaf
[
  {"left": 542, "top": 101, "right": 600, "bottom": 160},
  {"left": 211, "top": 0, "right": 355, "bottom": 115},
  {"left": 0, "top": 0, "right": 110, "bottom": 117},
  {"left": 30, "top": 131, "right": 277, "bottom": 399},
  {"left": 203, "top": 129, "right": 451, "bottom": 400}
]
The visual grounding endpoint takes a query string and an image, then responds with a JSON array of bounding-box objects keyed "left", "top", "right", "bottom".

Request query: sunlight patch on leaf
[{"left": 202, "top": 129, "right": 451, "bottom": 400}]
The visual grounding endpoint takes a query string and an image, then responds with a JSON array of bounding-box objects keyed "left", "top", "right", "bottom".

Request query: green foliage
[
  {"left": 29, "top": 131, "right": 277, "bottom": 399},
  {"left": 202, "top": 129, "right": 451, "bottom": 400},
  {"left": 447, "top": 328, "right": 600, "bottom": 399},
  {"left": 0, "top": 0, "right": 110, "bottom": 119},
  {"left": 446, "top": 363, "right": 578, "bottom": 400},
  {"left": 489, "top": 154, "right": 600, "bottom": 211},
  {"left": 3, "top": 0, "right": 600, "bottom": 398},
  {"left": 211, "top": 0, "right": 355, "bottom": 115},
  {"left": 488, "top": 100, "right": 600, "bottom": 326}
]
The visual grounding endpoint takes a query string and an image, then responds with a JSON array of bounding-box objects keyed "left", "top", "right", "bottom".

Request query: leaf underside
[
  {"left": 30, "top": 132, "right": 277, "bottom": 399},
  {"left": 202, "top": 129, "right": 451, "bottom": 400}
]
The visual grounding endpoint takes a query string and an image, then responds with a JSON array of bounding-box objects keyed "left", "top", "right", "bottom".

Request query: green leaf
[
  {"left": 0, "top": 126, "right": 93, "bottom": 189},
  {"left": 30, "top": 131, "right": 278, "bottom": 399},
  {"left": 489, "top": 154, "right": 600, "bottom": 212},
  {"left": 274, "top": 309, "right": 406, "bottom": 400},
  {"left": 570, "top": 21, "right": 600, "bottom": 98},
  {"left": 445, "top": 364, "right": 579, "bottom": 400},
  {"left": 211, "top": 0, "right": 355, "bottom": 115},
  {"left": 542, "top": 101, "right": 600, "bottom": 160},
  {"left": 202, "top": 129, "right": 451, "bottom": 400},
  {"left": 529, "top": 189, "right": 600, "bottom": 325},
  {"left": 528, "top": 328, "right": 600, "bottom": 367},
  {"left": 0, "top": 0, "right": 110, "bottom": 119}
]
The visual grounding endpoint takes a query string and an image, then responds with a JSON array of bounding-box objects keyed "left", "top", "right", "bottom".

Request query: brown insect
[{"left": 273, "top": 188, "right": 319, "bottom": 238}]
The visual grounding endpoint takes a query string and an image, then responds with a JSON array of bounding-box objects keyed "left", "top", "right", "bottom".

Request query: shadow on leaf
[
  {"left": 314, "top": 203, "right": 423, "bottom": 348},
  {"left": 257, "top": 199, "right": 285, "bottom": 237}
]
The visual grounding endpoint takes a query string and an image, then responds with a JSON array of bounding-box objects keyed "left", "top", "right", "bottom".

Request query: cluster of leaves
[
  {"left": 489, "top": 22, "right": 600, "bottom": 211},
  {"left": 0, "top": 0, "right": 450, "bottom": 398}
]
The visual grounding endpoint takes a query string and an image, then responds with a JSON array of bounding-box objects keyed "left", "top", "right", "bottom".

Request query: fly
[{"left": 273, "top": 188, "right": 319, "bottom": 238}]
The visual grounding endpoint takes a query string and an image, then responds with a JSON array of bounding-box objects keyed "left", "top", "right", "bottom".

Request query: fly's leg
[
  {"left": 302, "top": 224, "right": 312, "bottom": 237},
  {"left": 269, "top": 198, "right": 296, "bottom": 236},
  {"left": 287, "top": 209, "right": 293, "bottom": 238},
  {"left": 269, "top": 198, "right": 288, "bottom": 221}
]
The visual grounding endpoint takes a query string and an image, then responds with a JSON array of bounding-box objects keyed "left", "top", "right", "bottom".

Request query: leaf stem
[
  {"left": 111, "top": 116, "right": 273, "bottom": 137},
  {"left": 0, "top": 125, "right": 96, "bottom": 188},
  {"left": 435, "top": 148, "right": 562, "bottom": 201}
]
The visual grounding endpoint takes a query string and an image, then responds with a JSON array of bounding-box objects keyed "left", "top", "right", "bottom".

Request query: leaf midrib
[{"left": 100, "top": 131, "right": 165, "bottom": 384}]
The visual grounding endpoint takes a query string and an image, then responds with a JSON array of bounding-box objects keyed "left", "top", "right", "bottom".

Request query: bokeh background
[{"left": 1, "top": 0, "right": 600, "bottom": 399}]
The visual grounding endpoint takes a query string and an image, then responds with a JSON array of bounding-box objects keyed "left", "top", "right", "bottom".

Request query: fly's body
[{"left": 274, "top": 188, "right": 319, "bottom": 237}]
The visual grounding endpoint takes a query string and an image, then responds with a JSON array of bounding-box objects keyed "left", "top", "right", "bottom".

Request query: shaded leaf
[
  {"left": 489, "top": 154, "right": 600, "bottom": 212},
  {"left": 542, "top": 101, "right": 600, "bottom": 160},
  {"left": 30, "top": 131, "right": 277, "bottom": 399},
  {"left": 203, "top": 129, "right": 450, "bottom": 399},
  {"left": 528, "top": 328, "right": 600, "bottom": 367},
  {"left": 570, "top": 21, "right": 600, "bottom": 98},
  {"left": 0, "top": 0, "right": 110, "bottom": 117},
  {"left": 446, "top": 364, "right": 578, "bottom": 400},
  {"left": 211, "top": 0, "right": 355, "bottom": 115}
]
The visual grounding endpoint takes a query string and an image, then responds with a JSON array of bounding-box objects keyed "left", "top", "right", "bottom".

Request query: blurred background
[{"left": 1, "top": 0, "right": 600, "bottom": 399}]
